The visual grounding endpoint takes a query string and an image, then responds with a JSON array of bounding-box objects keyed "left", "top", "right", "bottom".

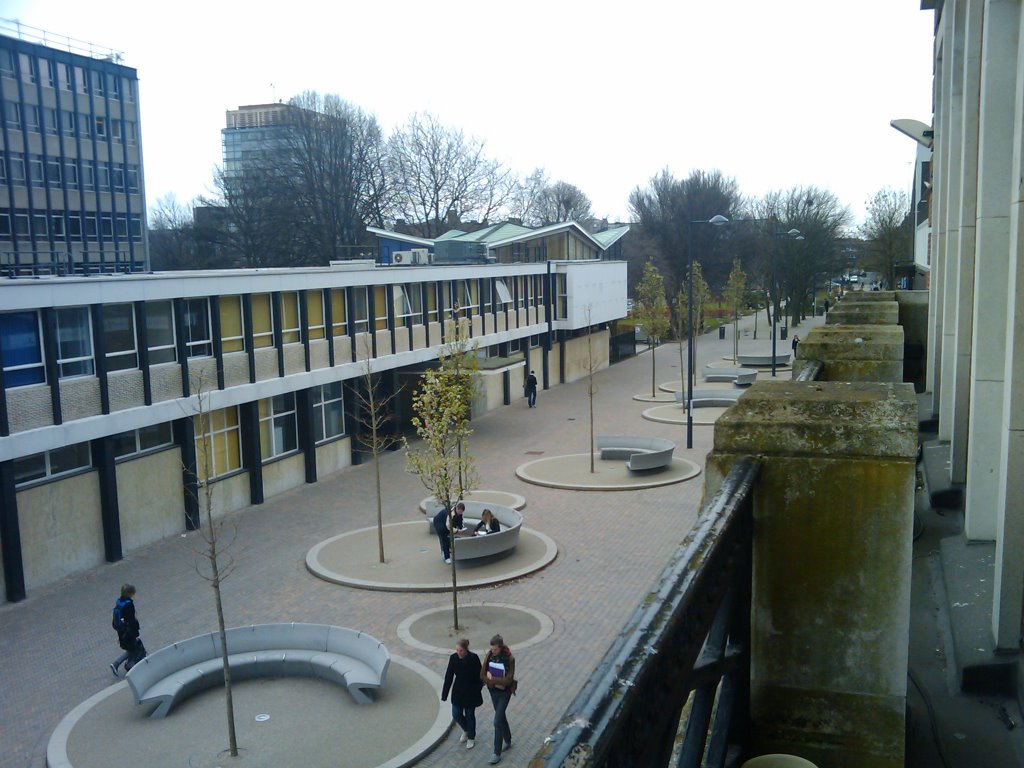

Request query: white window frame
[
  {"left": 259, "top": 393, "right": 299, "bottom": 461},
  {"left": 1, "top": 310, "right": 46, "bottom": 387},
  {"left": 55, "top": 306, "right": 95, "bottom": 379},
  {"left": 195, "top": 406, "right": 242, "bottom": 481},
  {"left": 183, "top": 298, "right": 213, "bottom": 358},
  {"left": 312, "top": 382, "right": 345, "bottom": 444},
  {"left": 104, "top": 303, "right": 138, "bottom": 371},
  {"left": 351, "top": 287, "right": 369, "bottom": 333},
  {"left": 495, "top": 279, "right": 513, "bottom": 306},
  {"left": 113, "top": 423, "right": 174, "bottom": 460},
  {"left": 146, "top": 301, "right": 177, "bottom": 364},
  {"left": 280, "top": 292, "right": 302, "bottom": 345},
  {"left": 14, "top": 442, "right": 92, "bottom": 487}
]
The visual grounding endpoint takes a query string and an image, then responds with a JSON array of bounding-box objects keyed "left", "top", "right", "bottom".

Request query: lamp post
[{"left": 769, "top": 228, "right": 804, "bottom": 377}]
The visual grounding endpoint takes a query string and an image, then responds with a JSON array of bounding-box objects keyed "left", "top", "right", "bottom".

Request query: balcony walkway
[{"left": 1, "top": 307, "right": 1021, "bottom": 767}]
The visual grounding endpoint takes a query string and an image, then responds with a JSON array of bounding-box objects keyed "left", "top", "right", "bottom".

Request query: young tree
[
  {"left": 583, "top": 305, "right": 599, "bottom": 473},
  {"left": 188, "top": 375, "right": 240, "bottom": 757},
  {"left": 674, "top": 262, "right": 711, "bottom": 394},
  {"left": 860, "top": 187, "right": 912, "bottom": 290},
  {"left": 723, "top": 259, "right": 747, "bottom": 363},
  {"left": 353, "top": 337, "right": 401, "bottom": 564},
  {"left": 405, "top": 313, "right": 480, "bottom": 629},
  {"left": 634, "top": 261, "right": 670, "bottom": 396}
]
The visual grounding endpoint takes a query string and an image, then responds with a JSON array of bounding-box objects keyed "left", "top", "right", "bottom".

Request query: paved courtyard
[{"left": 0, "top": 312, "right": 809, "bottom": 768}]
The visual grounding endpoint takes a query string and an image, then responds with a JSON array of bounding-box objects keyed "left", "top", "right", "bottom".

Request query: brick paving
[{"left": 0, "top": 312, "right": 804, "bottom": 768}]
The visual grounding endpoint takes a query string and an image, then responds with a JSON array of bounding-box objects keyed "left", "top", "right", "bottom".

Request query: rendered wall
[
  {"left": 261, "top": 453, "right": 307, "bottom": 500},
  {"left": 562, "top": 331, "right": 610, "bottom": 384},
  {"left": 117, "top": 447, "right": 186, "bottom": 551},
  {"left": 315, "top": 437, "right": 353, "bottom": 478}
]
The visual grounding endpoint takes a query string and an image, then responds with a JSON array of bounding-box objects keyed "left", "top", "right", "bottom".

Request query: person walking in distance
[
  {"left": 481, "top": 633, "right": 516, "bottom": 764},
  {"left": 441, "top": 638, "right": 484, "bottom": 749},
  {"left": 110, "top": 583, "right": 147, "bottom": 676},
  {"left": 791, "top": 334, "right": 800, "bottom": 358},
  {"left": 525, "top": 370, "right": 538, "bottom": 408}
]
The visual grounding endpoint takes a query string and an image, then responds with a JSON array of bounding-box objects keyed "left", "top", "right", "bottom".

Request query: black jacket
[
  {"left": 442, "top": 651, "right": 483, "bottom": 707},
  {"left": 116, "top": 597, "right": 140, "bottom": 650}
]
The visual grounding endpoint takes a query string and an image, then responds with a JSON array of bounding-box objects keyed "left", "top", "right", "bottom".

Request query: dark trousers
[
  {"left": 489, "top": 687, "right": 512, "bottom": 755},
  {"left": 526, "top": 388, "right": 537, "bottom": 407},
  {"left": 452, "top": 702, "right": 476, "bottom": 739},
  {"left": 433, "top": 517, "right": 450, "bottom": 560},
  {"left": 122, "top": 637, "right": 147, "bottom": 670}
]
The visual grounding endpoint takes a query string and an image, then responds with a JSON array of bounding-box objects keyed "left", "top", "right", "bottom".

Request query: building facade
[
  {"left": 0, "top": 258, "right": 627, "bottom": 603},
  {"left": 222, "top": 103, "right": 293, "bottom": 179},
  {"left": 0, "top": 21, "right": 146, "bottom": 276}
]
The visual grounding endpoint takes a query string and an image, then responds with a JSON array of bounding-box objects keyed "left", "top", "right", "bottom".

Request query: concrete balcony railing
[{"left": 530, "top": 291, "right": 924, "bottom": 768}]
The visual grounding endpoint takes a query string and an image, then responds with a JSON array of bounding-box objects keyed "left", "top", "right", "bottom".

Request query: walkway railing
[{"left": 530, "top": 458, "right": 761, "bottom": 768}]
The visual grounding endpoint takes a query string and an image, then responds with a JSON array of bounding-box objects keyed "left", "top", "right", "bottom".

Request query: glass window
[
  {"left": 57, "top": 62, "right": 71, "bottom": 91},
  {"left": 183, "top": 298, "right": 212, "bottom": 358},
  {"left": 373, "top": 285, "right": 388, "bottom": 331},
  {"left": 407, "top": 283, "right": 423, "bottom": 321},
  {"left": 55, "top": 306, "right": 95, "bottom": 378},
  {"left": 280, "top": 292, "right": 301, "bottom": 344},
  {"left": 425, "top": 282, "right": 438, "bottom": 322},
  {"left": 9, "top": 153, "right": 25, "bottom": 183},
  {"left": 219, "top": 296, "right": 245, "bottom": 353},
  {"left": 194, "top": 406, "right": 241, "bottom": 481},
  {"left": 1, "top": 311, "right": 45, "bottom": 387},
  {"left": 113, "top": 423, "right": 173, "bottom": 459},
  {"left": 103, "top": 304, "right": 137, "bottom": 371},
  {"left": 556, "top": 274, "right": 568, "bottom": 320},
  {"left": 0, "top": 50, "right": 13, "bottom": 78},
  {"left": 259, "top": 393, "right": 298, "bottom": 460},
  {"left": 14, "top": 442, "right": 91, "bottom": 487},
  {"left": 313, "top": 382, "right": 345, "bottom": 443},
  {"left": 41, "top": 58, "right": 55, "bottom": 87},
  {"left": 351, "top": 287, "right": 369, "bottom": 333},
  {"left": 306, "top": 291, "right": 325, "bottom": 340},
  {"left": 251, "top": 294, "right": 274, "bottom": 348},
  {"left": 43, "top": 107, "right": 58, "bottom": 135},
  {"left": 392, "top": 285, "right": 412, "bottom": 324},
  {"left": 19, "top": 53, "right": 35, "bottom": 84},
  {"left": 495, "top": 279, "right": 512, "bottom": 306},
  {"left": 145, "top": 301, "right": 176, "bottom": 364},
  {"left": 329, "top": 289, "right": 347, "bottom": 336}
]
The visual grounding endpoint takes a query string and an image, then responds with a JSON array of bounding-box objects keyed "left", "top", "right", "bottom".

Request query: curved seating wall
[
  {"left": 126, "top": 623, "right": 389, "bottom": 718},
  {"left": 595, "top": 435, "right": 676, "bottom": 471},
  {"left": 425, "top": 501, "right": 523, "bottom": 561}
]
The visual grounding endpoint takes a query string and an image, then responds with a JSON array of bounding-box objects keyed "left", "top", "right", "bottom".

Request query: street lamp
[{"left": 769, "top": 229, "right": 804, "bottom": 377}]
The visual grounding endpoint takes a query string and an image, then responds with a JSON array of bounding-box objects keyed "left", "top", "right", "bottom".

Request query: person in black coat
[
  {"left": 110, "top": 583, "right": 147, "bottom": 676},
  {"left": 441, "top": 637, "right": 483, "bottom": 749}
]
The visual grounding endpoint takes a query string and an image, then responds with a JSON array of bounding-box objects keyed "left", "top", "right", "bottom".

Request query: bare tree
[
  {"left": 723, "top": 259, "right": 747, "bottom": 363},
  {"left": 149, "top": 194, "right": 202, "bottom": 270},
  {"left": 860, "top": 187, "right": 912, "bottom": 290},
  {"left": 634, "top": 261, "right": 670, "bottom": 396},
  {"left": 201, "top": 165, "right": 293, "bottom": 268},
  {"left": 187, "top": 374, "right": 240, "bottom": 757},
  {"left": 536, "top": 180, "right": 593, "bottom": 225},
  {"left": 353, "top": 337, "right": 401, "bottom": 563},
  {"left": 388, "top": 112, "right": 511, "bottom": 236},
  {"left": 509, "top": 167, "right": 549, "bottom": 225}
]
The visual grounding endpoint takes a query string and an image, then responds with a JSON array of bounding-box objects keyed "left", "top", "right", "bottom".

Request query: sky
[{"left": 4, "top": 0, "right": 936, "bottom": 228}]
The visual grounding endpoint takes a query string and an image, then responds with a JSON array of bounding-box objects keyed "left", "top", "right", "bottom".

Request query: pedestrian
[
  {"left": 791, "top": 334, "right": 800, "bottom": 357},
  {"left": 481, "top": 633, "right": 516, "bottom": 765},
  {"left": 110, "top": 583, "right": 147, "bottom": 676},
  {"left": 823, "top": 298, "right": 830, "bottom": 314},
  {"left": 524, "top": 370, "right": 538, "bottom": 408},
  {"left": 441, "top": 638, "right": 484, "bottom": 750},
  {"left": 432, "top": 502, "right": 465, "bottom": 564}
]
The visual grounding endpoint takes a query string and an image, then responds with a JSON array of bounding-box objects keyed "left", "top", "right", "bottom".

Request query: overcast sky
[{"left": 5, "top": 1, "right": 935, "bottom": 227}]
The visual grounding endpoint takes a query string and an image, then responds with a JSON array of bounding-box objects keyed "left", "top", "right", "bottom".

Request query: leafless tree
[
  {"left": 388, "top": 112, "right": 512, "bottom": 236},
  {"left": 508, "top": 167, "right": 549, "bottom": 225},
  {"left": 148, "top": 194, "right": 202, "bottom": 270},
  {"left": 536, "top": 180, "right": 593, "bottom": 225},
  {"left": 201, "top": 165, "right": 294, "bottom": 268},
  {"left": 860, "top": 187, "right": 912, "bottom": 290}
]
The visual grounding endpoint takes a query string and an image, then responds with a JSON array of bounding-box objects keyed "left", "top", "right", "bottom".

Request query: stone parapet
[
  {"left": 842, "top": 290, "right": 897, "bottom": 302},
  {"left": 705, "top": 380, "right": 917, "bottom": 768},
  {"left": 793, "top": 324, "right": 905, "bottom": 383},
  {"left": 825, "top": 300, "right": 899, "bottom": 326}
]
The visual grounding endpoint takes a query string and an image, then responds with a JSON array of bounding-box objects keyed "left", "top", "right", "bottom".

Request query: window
[
  {"left": 183, "top": 298, "right": 212, "bottom": 358},
  {"left": 329, "top": 289, "right": 347, "bottom": 336},
  {"left": 1, "top": 311, "right": 45, "bottom": 387},
  {"left": 19, "top": 53, "right": 35, "bottom": 84},
  {"left": 259, "top": 393, "right": 298, "bottom": 460},
  {"left": 407, "top": 283, "right": 424, "bottom": 321},
  {"left": 85, "top": 215, "right": 98, "bottom": 240},
  {"left": 112, "top": 423, "right": 173, "bottom": 459},
  {"left": 91, "top": 69, "right": 104, "bottom": 95},
  {"left": 74, "top": 66, "right": 87, "bottom": 94},
  {"left": 456, "top": 280, "right": 477, "bottom": 317},
  {"left": 126, "top": 165, "right": 139, "bottom": 192},
  {"left": 280, "top": 292, "right": 301, "bottom": 344},
  {"left": 57, "top": 62, "right": 71, "bottom": 91},
  {"left": 46, "top": 158, "right": 61, "bottom": 184},
  {"left": 101, "top": 214, "right": 114, "bottom": 238},
  {"left": 41, "top": 59, "right": 55, "bottom": 87},
  {"left": 425, "top": 282, "right": 439, "bottom": 322},
  {"left": 372, "top": 285, "right": 388, "bottom": 331},
  {"left": 351, "top": 287, "right": 369, "bottom": 333},
  {"left": 32, "top": 214, "right": 47, "bottom": 237},
  {"left": 67, "top": 215, "right": 81, "bottom": 237},
  {"left": 94, "top": 116, "right": 107, "bottom": 138},
  {"left": 43, "top": 107, "right": 58, "bottom": 135},
  {"left": 50, "top": 215, "right": 64, "bottom": 237},
  {"left": 219, "top": 296, "right": 245, "bottom": 353},
  {"left": 555, "top": 274, "right": 568, "bottom": 320},
  {"left": 9, "top": 152, "right": 25, "bottom": 184},
  {"left": 125, "top": 121, "right": 137, "bottom": 145},
  {"left": 4, "top": 101, "right": 19, "bottom": 128},
  {"left": 61, "top": 110, "right": 76, "bottom": 137},
  {"left": 0, "top": 50, "right": 13, "bottom": 78},
  {"left": 145, "top": 301, "right": 176, "bottom": 364},
  {"left": 313, "top": 382, "right": 345, "bottom": 443},
  {"left": 108, "top": 73, "right": 120, "bottom": 96},
  {"left": 111, "top": 119, "right": 122, "bottom": 141},
  {"left": 495, "top": 279, "right": 513, "bottom": 306},
  {"left": 55, "top": 306, "right": 95, "bottom": 378},
  {"left": 103, "top": 304, "right": 137, "bottom": 371},
  {"left": 28, "top": 156, "right": 44, "bottom": 187},
  {"left": 251, "top": 294, "right": 274, "bottom": 348},
  {"left": 392, "top": 285, "right": 412, "bottom": 325},
  {"left": 14, "top": 442, "right": 91, "bottom": 487},
  {"left": 24, "top": 105, "right": 39, "bottom": 132},
  {"left": 481, "top": 280, "right": 493, "bottom": 313},
  {"left": 194, "top": 406, "right": 242, "bottom": 481},
  {"left": 306, "top": 291, "right": 325, "bottom": 340}
]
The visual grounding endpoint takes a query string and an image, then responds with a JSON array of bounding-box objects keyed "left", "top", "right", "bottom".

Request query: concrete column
[
  {"left": 794, "top": 325, "right": 904, "bottom": 383},
  {"left": 965, "top": 0, "right": 1019, "bottom": 541},
  {"left": 949, "top": 0, "right": 984, "bottom": 483},
  {"left": 991, "top": 5, "right": 1024, "bottom": 650},
  {"left": 705, "top": 381, "right": 918, "bottom": 768},
  {"left": 824, "top": 300, "right": 899, "bottom": 327},
  {"left": 939, "top": 0, "right": 967, "bottom": 443}
]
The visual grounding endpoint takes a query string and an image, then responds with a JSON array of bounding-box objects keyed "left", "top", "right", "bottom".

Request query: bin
[
  {"left": 741, "top": 756, "right": 818, "bottom": 768},
  {"left": 780, "top": 326, "right": 788, "bottom": 340},
  {"left": 718, "top": 326, "right": 726, "bottom": 339}
]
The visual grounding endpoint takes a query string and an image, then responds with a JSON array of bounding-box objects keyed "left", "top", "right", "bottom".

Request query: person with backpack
[
  {"left": 481, "top": 633, "right": 516, "bottom": 765},
  {"left": 110, "top": 583, "right": 146, "bottom": 676}
]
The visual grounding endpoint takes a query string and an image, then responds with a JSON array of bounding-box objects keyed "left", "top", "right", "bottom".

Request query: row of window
[
  {"left": 0, "top": 209, "right": 144, "bottom": 243},
  {"left": 4, "top": 103, "right": 138, "bottom": 144},
  {"left": 11, "top": 384, "right": 346, "bottom": 488},
  {"left": 0, "top": 153, "right": 141, "bottom": 194},
  {"left": 0, "top": 49, "right": 137, "bottom": 101}
]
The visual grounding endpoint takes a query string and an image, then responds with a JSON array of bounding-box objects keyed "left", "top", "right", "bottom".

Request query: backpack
[{"left": 112, "top": 599, "right": 126, "bottom": 634}]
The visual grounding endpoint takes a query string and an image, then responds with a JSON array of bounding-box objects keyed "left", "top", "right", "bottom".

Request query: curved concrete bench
[
  {"left": 675, "top": 389, "right": 743, "bottom": 408},
  {"left": 595, "top": 435, "right": 675, "bottom": 471},
  {"left": 421, "top": 501, "right": 523, "bottom": 561},
  {"left": 126, "top": 623, "right": 389, "bottom": 718},
  {"left": 736, "top": 353, "right": 790, "bottom": 367},
  {"left": 704, "top": 367, "right": 759, "bottom": 386}
]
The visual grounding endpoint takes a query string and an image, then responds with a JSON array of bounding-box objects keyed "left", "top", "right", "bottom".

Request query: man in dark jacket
[
  {"left": 524, "top": 370, "right": 538, "bottom": 408},
  {"left": 442, "top": 637, "right": 483, "bottom": 749},
  {"left": 110, "top": 583, "right": 147, "bottom": 676}
]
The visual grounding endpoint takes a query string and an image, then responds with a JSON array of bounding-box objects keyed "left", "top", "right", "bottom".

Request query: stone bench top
[
  {"left": 424, "top": 501, "right": 523, "bottom": 561},
  {"left": 736, "top": 353, "right": 791, "bottom": 367},
  {"left": 595, "top": 435, "right": 676, "bottom": 472},
  {"left": 704, "top": 367, "right": 759, "bottom": 385}
]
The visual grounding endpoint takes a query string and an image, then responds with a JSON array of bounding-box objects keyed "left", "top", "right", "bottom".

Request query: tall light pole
[{"left": 769, "top": 229, "right": 804, "bottom": 377}]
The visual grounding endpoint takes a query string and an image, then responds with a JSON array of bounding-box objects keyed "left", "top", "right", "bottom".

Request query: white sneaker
[
  {"left": 466, "top": 739, "right": 475, "bottom": 749},
  {"left": 444, "top": 558, "right": 452, "bottom": 564},
  {"left": 459, "top": 732, "right": 467, "bottom": 743}
]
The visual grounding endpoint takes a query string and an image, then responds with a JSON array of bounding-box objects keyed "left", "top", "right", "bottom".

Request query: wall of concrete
[
  {"left": 262, "top": 453, "right": 307, "bottom": 500},
  {"left": 117, "top": 447, "right": 186, "bottom": 551},
  {"left": 562, "top": 330, "right": 610, "bottom": 384},
  {"left": 315, "top": 437, "right": 352, "bottom": 478}
]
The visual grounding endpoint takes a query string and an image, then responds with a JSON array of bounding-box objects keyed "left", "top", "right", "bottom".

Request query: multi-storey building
[
  {"left": 221, "top": 103, "right": 294, "bottom": 178},
  {"left": 0, "top": 20, "right": 147, "bottom": 276},
  {"left": 0, "top": 248, "right": 628, "bottom": 604}
]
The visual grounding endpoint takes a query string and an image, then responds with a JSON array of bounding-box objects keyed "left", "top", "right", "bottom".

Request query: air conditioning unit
[
  {"left": 392, "top": 250, "right": 413, "bottom": 265},
  {"left": 411, "top": 248, "right": 429, "bottom": 265}
]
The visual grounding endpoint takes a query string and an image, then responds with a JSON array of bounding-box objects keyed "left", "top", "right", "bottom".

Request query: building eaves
[
  {"left": 365, "top": 226, "right": 435, "bottom": 247},
  {"left": 591, "top": 225, "right": 631, "bottom": 250},
  {"left": 486, "top": 221, "right": 604, "bottom": 251}
]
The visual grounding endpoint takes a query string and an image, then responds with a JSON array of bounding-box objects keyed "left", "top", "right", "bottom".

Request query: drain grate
[{"left": 525, "top": 451, "right": 544, "bottom": 456}]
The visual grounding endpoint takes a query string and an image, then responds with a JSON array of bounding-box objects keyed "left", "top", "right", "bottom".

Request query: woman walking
[
  {"left": 441, "top": 638, "right": 483, "bottom": 749},
  {"left": 481, "top": 633, "right": 516, "bottom": 765}
]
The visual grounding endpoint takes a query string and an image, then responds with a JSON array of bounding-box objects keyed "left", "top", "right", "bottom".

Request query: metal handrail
[
  {"left": 530, "top": 458, "right": 761, "bottom": 768},
  {"left": 794, "top": 359, "right": 824, "bottom": 382}
]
